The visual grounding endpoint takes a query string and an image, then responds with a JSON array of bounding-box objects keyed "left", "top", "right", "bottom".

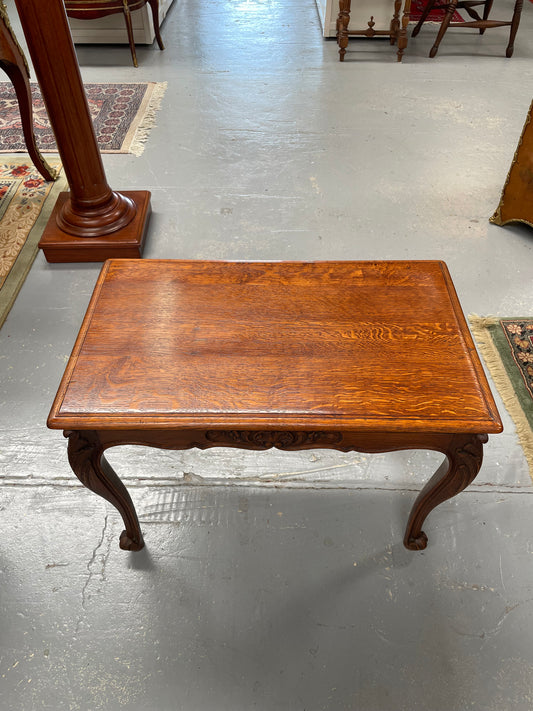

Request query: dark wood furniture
[
  {"left": 14, "top": 0, "right": 151, "bottom": 262},
  {"left": 0, "top": 1, "right": 56, "bottom": 181},
  {"left": 411, "top": 0, "right": 524, "bottom": 57},
  {"left": 64, "top": 0, "right": 165, "bottom": 68},
  {"left": 337, "top": 0, "right": 413, "bottom": 61},
  {"left": 491, "top": 100, "right": 533, "bottom": 230},
  {"left": 47, "top": 259, "right": 502, "bottom": 553}
]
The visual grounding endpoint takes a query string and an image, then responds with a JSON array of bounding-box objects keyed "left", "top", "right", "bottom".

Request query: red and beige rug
[
  {"left": 410, "top": 0, "right": 464, "bottom": 23},
  {"left": 470, "top": 316, "right": 533, "bottom": 479},
  {"left": 0, "top": 81, "right": 166, "bottom": 157},
  {"left": 0, "top": 157, "right": 66, "bottom": 329}
]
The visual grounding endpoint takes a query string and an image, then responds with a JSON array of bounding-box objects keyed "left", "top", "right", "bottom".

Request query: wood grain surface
[{"left": 48, "top": 259, "right": 502, "bottom": 434}]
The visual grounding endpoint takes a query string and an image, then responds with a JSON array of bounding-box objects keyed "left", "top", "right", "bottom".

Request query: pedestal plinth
[
  {"left": 15, "top": 0, "right": 152, "bottom": 263},
  {"left": 38, "top": 191, "right": 151, "bottom": 263}
]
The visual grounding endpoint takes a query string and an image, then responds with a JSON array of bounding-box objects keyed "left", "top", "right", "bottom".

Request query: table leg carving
[
  {"left": 60, "top": 428, "right": 490, "bottom": 553},
  {"left": 390, "top": 0, "right": 401, "bottom": 44},
  {"left": 337, "top": 0, "right": 351, "bottom": 61},
  {"left": 403, "top": 433, "right": 488, "bottom": 550},
  {"left": 396, "top": 0, "right": 412, "bottom": 61},
  {"left": 65, "top": 430, "right": 144, "bottom": 551}
]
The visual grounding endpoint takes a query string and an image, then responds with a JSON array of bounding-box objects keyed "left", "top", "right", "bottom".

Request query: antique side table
[
  {"left": 336, "top": 0, "right": 413, "bottom": 61},
  {"left": 47, "top": 260, "right": 502, "bottom": 552}
]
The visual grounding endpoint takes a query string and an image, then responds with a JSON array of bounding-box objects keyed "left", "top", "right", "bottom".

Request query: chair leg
[
  {"left": 122, "top": 0, "right": 138, "bottom": 67},
  {"left": 411, "top": 0, "right": 437, "bottom": 37},
  {"left": 479, "top": 0, "right": 494, "bottom": 34},
  {"left": 429, "top": 0, "right": 458, "bottom": 57},
  {"left": 147, "top": 0, "right": 165, "bottom": 50},
  {"left": 506, "top": 0, "right": 523, "bottom": 57}
]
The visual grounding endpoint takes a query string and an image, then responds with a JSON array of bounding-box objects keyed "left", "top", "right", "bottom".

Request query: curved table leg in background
[
  {"left": 0, "top": 63, "right": 57, "bottom": 182},
  {"left": 0, "top": 2, "right": 56, "bottom": 181},
  {"left": 66, "top": 430, "right": 144, "bottom": 552},
  {"left": 404, "top": 433, "right": 488, "bottom": 550},
  {"left": 147, "top": 0, "right": 165, "bottom": 50}
]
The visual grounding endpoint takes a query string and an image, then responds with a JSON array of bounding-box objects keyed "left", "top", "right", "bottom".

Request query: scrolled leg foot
[
  {"left": 66, "top": 430, "right": 144, "bottom": 551},
  {"left": 405, "top": 531, "right": 428, "bottom": 551},
  {"left": 120, "top": 529, "right": 144, "bottom": 551}
]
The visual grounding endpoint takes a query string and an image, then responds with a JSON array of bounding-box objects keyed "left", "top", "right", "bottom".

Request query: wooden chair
[
  {"left": 64, "top": 0, "right": 165, "bottom": 68},
  {"left": 411, "top": 0, "right": 524, "bottom": 57}
]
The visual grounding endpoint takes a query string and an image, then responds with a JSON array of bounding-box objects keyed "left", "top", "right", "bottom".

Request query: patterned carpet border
[
  {"left": 0, "top": 82, "right": 166, "bottom": 157},
  {"left": 470, "top": 316, "right": 533, "bottom": 479},
  {"left": 0, "top": 157, "right": 66, "bottom": 330}
]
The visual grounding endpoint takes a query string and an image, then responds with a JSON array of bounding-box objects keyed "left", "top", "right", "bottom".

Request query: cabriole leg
[
  {"left": 66, "top": 430, "right": 144, "bottom": 551},
  {"left": 147, "top": 0, "right": 165, "bottom": 50},
  {"left": 404, "top": 433, "right": 488, "bottom": 550}
]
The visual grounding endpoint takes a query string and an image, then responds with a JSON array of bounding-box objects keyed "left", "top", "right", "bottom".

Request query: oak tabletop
[{"left": 48, "top": 260, "right": 502, "bottom": 434}]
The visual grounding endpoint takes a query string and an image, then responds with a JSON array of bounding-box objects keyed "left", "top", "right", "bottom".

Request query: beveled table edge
[
  {"left": 46, "top": 413, "right": 504, "bottom": 433},
  {"left": 47, "top": 259, "right": 503, "bottom": 435}
]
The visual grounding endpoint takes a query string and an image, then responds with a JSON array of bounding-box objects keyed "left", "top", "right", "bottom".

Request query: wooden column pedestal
[{"left": 14, "top": 0, "right": 151, "bottom": 263}]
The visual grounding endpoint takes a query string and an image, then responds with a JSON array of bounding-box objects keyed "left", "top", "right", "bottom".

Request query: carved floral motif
[
  {"left": 65, "top": 429, "right": 101, "bottom": 489},
  {"left": 205, "top": 430, "right": 343, "bottom": 449},
  {"left": 451, "top": 433, "right": 487, "bottom": 495}
]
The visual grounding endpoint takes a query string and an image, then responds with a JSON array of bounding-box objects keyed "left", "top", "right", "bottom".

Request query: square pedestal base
[{"left": 38, "top": 190, "right": 151, "bottom": 263}]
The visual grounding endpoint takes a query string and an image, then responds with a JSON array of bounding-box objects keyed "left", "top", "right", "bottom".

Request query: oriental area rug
[
  {"left": 0, "top": 82, "right": 166, "bottom": 157},
  {"left": 470, "top": 316, "right": 533, "bottom": 479},
  {"left": 410, "top": 0, "right": 464, "bottom": 22},
  {"left": 0, "top": 157, "right": 66, "bottom": 329}
]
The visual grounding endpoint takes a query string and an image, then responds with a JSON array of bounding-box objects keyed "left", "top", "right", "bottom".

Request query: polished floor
[{"left": 1, "top": 0, "right": 533, "bottom": 709}]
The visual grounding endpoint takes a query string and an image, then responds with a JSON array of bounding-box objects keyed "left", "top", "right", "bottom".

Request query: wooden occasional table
[
  {"left": 337, "top": 0, "right": 413, "bottom": 61},
  {"left": 48, "top": 260, "right": 502, "bottom": 552}
]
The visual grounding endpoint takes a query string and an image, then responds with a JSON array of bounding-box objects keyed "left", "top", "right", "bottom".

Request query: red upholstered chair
[
  {"left": 411, "top": 0, "right": 524, "bottom": 57},
  {"left": 64, "top": 0, "right": 165, "bottom": 67}
]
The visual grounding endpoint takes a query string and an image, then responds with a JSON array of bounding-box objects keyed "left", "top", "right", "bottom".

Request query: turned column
[{"left": 14, "top": 0, "right": 151, "bottom": 262}]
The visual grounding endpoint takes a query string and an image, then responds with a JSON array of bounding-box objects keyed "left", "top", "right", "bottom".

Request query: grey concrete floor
[{"left": 1, "top": 0, "right": 533, "bottom": 708}]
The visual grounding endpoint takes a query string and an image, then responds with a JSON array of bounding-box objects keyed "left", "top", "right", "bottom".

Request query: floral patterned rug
[
  {"left": 470, "top": 317, "right": 533, "bottom": 479},
  {"left": 0, "top": 157, "right": 66, "bottom": 329},
  {"left": 0, "top": 82, "right": 166, "bottom": 157}
]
